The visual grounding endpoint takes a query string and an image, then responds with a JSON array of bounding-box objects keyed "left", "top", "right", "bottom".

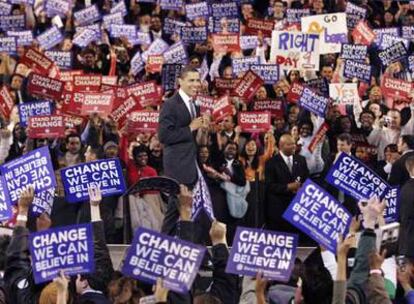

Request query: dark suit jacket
[
  {"left": 158, "top": 93, "right": 199, "bottom": 186},
  {"left": 264, "top": 154, "right": 309, "bottom": 231},
  {"left": 398, "top": 179, "right": 414, "bottom": 257},
  {"left": 388, "top": 151, "right": 414, "bottom": 187}
]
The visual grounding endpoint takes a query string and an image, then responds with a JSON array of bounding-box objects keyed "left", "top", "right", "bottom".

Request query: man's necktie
[
  {"left": 287, "top": 156, "right": 293, "bottom": 173},
  {"left": 190, "top": 100, "right": 196, "bottom": 119}
]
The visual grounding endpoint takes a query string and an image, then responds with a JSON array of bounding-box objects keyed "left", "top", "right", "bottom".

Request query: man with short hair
[{"left": 388, "top": 135, "right": 414, "bottom": 186}]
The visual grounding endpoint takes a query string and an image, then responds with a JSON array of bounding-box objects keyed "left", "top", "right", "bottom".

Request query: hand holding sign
[
  {"left": 88, "top": 184, "right": 102, "bottom": 206},
  {"left": 210, "top": 220, "right": 227, "bottom": 246},
  {"left": 358, "top": 196, "right": 386, "bottom": 229},
  {"left": 18, "top": 186, "right": 35, "bottom": 212},
  {"left": 154, "top": 278, "right": 169, "bottom": 303}
]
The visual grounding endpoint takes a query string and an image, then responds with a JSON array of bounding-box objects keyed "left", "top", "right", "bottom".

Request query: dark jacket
[
  {"left": 398, "top": 179, "right": 414, "bottom": 257},
  {"left": 388, "top": 151, "right": 414, "bottom": 187}
]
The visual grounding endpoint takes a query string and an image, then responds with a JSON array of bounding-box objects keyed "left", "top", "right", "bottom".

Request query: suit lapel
[
  {"left": 176, "top": 93, "right": 192, "bottom": 122},
  {"left": 277, "top": 155, "right": 293, "bottom": 178}
]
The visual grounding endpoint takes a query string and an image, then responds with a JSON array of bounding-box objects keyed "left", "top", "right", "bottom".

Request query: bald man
[{"left": 264, "top": 134, "right": 310, "bottom": 242}]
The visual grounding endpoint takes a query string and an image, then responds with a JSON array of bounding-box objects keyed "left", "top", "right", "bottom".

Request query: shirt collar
[{"left": 179, "top": 88, "right": 192, "bottom": 104}]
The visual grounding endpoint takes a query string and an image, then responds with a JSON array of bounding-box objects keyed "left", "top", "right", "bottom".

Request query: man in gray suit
[{"left": 159, "top": 66, "right": 208, "bottom": 187}]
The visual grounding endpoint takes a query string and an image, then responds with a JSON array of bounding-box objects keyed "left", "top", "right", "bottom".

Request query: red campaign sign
[
  {"left": 127, "top": 111, "right": 159, "bottom": 133},
  {"left": 110, "top": 95, "right": 143, "bottom": 127},
  {"left": 58, "top": 70, "right": 83, "bottom": 82},
  {"left": 245, "top": 18, "right": 275, "bottom": 37},
  {"left": 0, "top": 86, "right": 14, "bottom": 119},
  {"left": 308, "top": 122, "right": 329, "bottom": 153},
  {"left": 73, "top": 75, "right": 102, "bottom": 92},
  {"left": 28, "top": 115, "right": 65, "bottom": 139},
  {"left": 101, "top": 75, "right": 118, "bottom": 86},
  {"left": 61, "top": 91, "right": 85, "bottom": 114},
  {"left": 146, "top": 55, "right": 164, "bottom": 73},
  {"left": 233, "top": 70, "right": 264, "bottom": 101},
  {"left": 126, "top": 81, "right": 162, "bottom": 107},
  {"left": 196, "top": 95, "right": 215, "bottom": 115},
  {"left": 19, "top": 48, "right": 55, "bottom": 76},
  {"left": 286, "top": 82, "right": 305, "bottom": 103},
  {"left": 352, "top": 21, "right": 376, "bottom": 46},
  {"left": 212, "top": 95, "right": 233, "bottom": 122},
  {"left": 252, "top": 99, "right": 284, "bottom": 117},
  {"left": 382, "top": 76, "right": 413, "bottom": 101},
  {"left": 27, "top": 73, "right": 64, "bottom": 101},
  {"left": 214, "top": 78, "right": 239, "bottom": 95},
  {"left": 212, "top": 34, "right": 240, "bottom": 53},
  {"left": 80, "top": 93, "right": 114, "bottom": 116},
  {"left": 62, "top": 114, "right": 86, "bottom": 129},
  {"left": 238, "top": 111, "right": 271, "bottom": 133}
]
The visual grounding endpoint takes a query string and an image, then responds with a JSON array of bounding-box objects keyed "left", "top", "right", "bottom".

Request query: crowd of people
[{"left": 0, "top": 0, "right": 413, "bottom": 303}]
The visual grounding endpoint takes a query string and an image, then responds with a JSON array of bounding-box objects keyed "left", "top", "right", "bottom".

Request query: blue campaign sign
[
  {"left": 340, "top": 44, "right": 367, "bottom": 62},
  {"left": 1, "top": 146, "right": 56, "bottom": 203},
  {"left": 36, "top": 26, "right": 64, "bottom": 51},
  {"left": 18, "top": 101, "right": 53, "bottom": 127},
  {"left": 122, "top": 227, "right": 206, "bottom": 293},
  {"left": 29, "top": 223, "right": 94, "bottom": 284},
  {"left": 283, "top": 179, "right": 351, "bottom": 252},
  {"left": 250, "top": 64, "right": 280, "bottom": 84},
  {"left": 226, "top": 227, "right": 298, "bottom": 282},
  {"left": 326, "top": 152, "right": 391, "bottom": 201},
  {"left": 343, "top": 60, "right": 371, "bottom": 83},
  {"left": 0, "top": 176, "right": 13, "bottom": 222},
  {"left": 210, "top": 2, "right": 239, "bottom": 18},
  {"left": 60, "top": 158, "right": 126, "bottom": 203},
  {"left": 31, "top": 188, "right": 55, "bottom": 216},
  {"left": 298, "top": 87, "right": 329, "bottom": 117},
  {"left": 383, "top": 187, "right": 399, "bottom": 223}
]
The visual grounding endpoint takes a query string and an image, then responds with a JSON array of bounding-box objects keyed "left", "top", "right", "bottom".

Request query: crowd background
[{"left": 0, "top": 0, "right": 413, "bottom": 303}]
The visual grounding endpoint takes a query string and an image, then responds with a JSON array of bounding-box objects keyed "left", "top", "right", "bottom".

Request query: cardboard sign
[
  {"left": 0, "top": 86, "right": 14, "bottom": 119},
  {"left": 27, "top": 73, "right": 64, "bottom": 101},
  {"left": 210, "top": 2, "right": 239, "bottom": 18},
  {"left": 20, "top": 48, "right": 55, "bottom": 76},
  {"left": 286, "top": 8, "right": 309, "bottom": 24},
  {"left": 352, "top": 21, "right": 375, "bottom": 45},
  {"left": 163, "top": 41, "right": 188, "bottom": 65},
  {"left": 340, "top": 44, "right": 367, "bottom": 62},
  {"left": 103, "top": 12, "right": 124, "bottom": 29},
  {"left": 245, "top": 18, "right": 275, "bottom": 37},
  {"left": 0, "top": 37, "right": 16, "bottom": 53},
  {"left": 226, "top": 227, "right": 298, "bottom": 281},
  {"left": 0, "top": 177, "right": 12, "bottom": 221},
  {"left": 374, "top": 28, "right": 401, "bottom": 49},
  {"left": 232, "top": 57, "right": 260, "bottom": 76},
  {"left": 308, "top": 122, "right": 329, "bottom": 153},
  {"left": 110, "top": 0, "right": 127, "bottom": 16},
  {"left": 240, "top": 35, "right": 259, "bottom": 50},
  {"left": 0, "top": 2, "right": 12, "bottom": 15},
  {"left": 122, "top": 227, "right": 205, "bottom": 293},
  {"left": 191, "top": 166, "right": 215, "bottom": 221},
  {"left": 1, "top": 146, "right": 56, "bottom": 202},
  {"left": 131, "top": 52, "right": 145, "bottom": 75},
  {"left": 252, "top": 100, "right": 283, "bottom": 117},
  {"left": 36, "top": 26, "right": 64, "bottom": 50},
  {"left": 185, "top": 2, "right": 209, "bottom": 20},
  {"left": 283, "top": 179, "right": 351, "bottom": 252},
  {"left": 233, "top": 70, "right": 264, "bottom": 101},
  {"left": 238, "top": 112, "right": 271, "bottom": 133},
  {"left": 127, "top": 81, "right": 161, "bottom": 107},
  {"left": 45, "top": 51, "right": 72, "bottom": 70},
  {"left": 306, "top": 77, "right": 329, "bottom": 96},
  {"left": 18, "top": 101, "right": 53, "bottom": 127},
  {"left": 212, "top": 34, "right": 240, "bottom": 53},
  {"left": 80, "top": 93, "right": 113, "bottom": 116},
  {"left": 345, "top": 2, "right": 366, "bottom": 29},
  {"left": 0, "top": 15, "right": 25, "bottom": 31},
  {"left": 214, "top": 78, "right": 238, "bottom": 95},
  {"left": 378, "top": 42, "right": 407, "bottom": 67},
  {"left": 73, "top": 75, "right": 101, "bottom": 92},
  {"left": 343, "top": 60, "right": 371, "bottom": 82},
  {"left": 381, "top": 76, "right": 412, "bottom": 101},
  {"left": 128, "top": 111, "right": 159, "bottom": 133},
  {"left": 45, "top": 0, "right": 71, "bottom": 17},
  {"left": 31, "top": 188, "right": 55, "bottom": 216},
  {"left": 6, "top": 30, "right": 33, "bottom": 47},
  {"left": 162, "top": 64, "right": 182, "bottom": 92},
  {"left": 159, "top": 0, "right": 184, "bottom": 11},
  {"left": 146, "top": 55, "right": 164, "bottom": 74},
  {"left": 270, "top": 31, "right": 320, "bottom": 71},
  {"left": 383, "top": 187, "right": 398, "bottom": 224},
  {"left": 409, "top": 56, "right": 414, "bottom": 72},
  {"left": 110, "top": 95, "right": 142, "bottom": 127},
  {"left": 74, "top": 4, "right": 101, "bottom": 26},
  {"left": 163, "top": 18, "right": 186, "bottom": 35},
  {"left": 28, "top": 115, "right": 65, "bottom": 139},
  {"left": 212, "top": 95, "right": 233, "bottom": 122},
  {"left": 329, "top": 83, "right": 359, "bottom": 105},
  {"left": 250, "top": 64, "right": 280, "bottom": 84},
  {"left": 326, "top": 152, "right": 391, "bottom": 200},
  {"left": 73, "top": 28, "right": 98, "bottom": 48},
  {"left": 181, "top": 26, "right": 208, "bottom": 44},
  {"left": 298, "top": 87, "right": 329, "bottom": 117},
  {"left": 301, "top": 13, "right": 348, "bottom": 54},
  {"left": 141, "top": 39, "right": 170, "bottom": 63},
  {"left": 402, "top": 26, "right": 414, "bottom": 41},
  {"left": 196, "top": 95, "right": 215, "bottom": 114},
  {"left": 61, "top": 158, "right": 126, "bottom": 203},
  {"left": 287, "top": 82, "right": 305, "bottom": 103},
  {"left": 208, "top": 17, "right": 240, "bottom": 33},
  {"left": 29, "top": 223, "right": 94, "bottom": 283},
  {"left": 109, "top": 24, "right": 137, "bottom": 41}
]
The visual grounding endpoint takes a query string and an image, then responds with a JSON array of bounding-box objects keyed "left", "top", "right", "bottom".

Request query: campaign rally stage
[
  {"left": 122, "top": 227, "right": 206, "bottom": 293},
  {"left": 226, "top": 227, "right": 298, "bottom": 281}
]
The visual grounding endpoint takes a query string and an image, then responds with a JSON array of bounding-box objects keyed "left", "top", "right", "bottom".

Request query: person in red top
[{"left": 128, "top": 145, "right": 158, "bottom": 185}]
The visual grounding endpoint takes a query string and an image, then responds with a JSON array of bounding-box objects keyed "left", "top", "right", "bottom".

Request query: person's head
[
  {"left": 405, "top": 155, "right": 414, "bottom": 176},
  {"left": 273, "top": 116, "right": 286, "bottom": 131},
  {"left": 10, "top": 74, "right": 23, "bottom": 90},
  {"left": 368, "top": 102, "right": 382, "bottom": 119},
  {"left": 222, "top": 65, "right": 233, "bottom": 79},
  {"left": 84, "top": 145, "right": 103, "bottom": 162},
  {"left": 244, "top": 139, "right": 258, "bottom": 157},
  {"left": 279, "top": 134, "right": 296, "bottom": 156},
  {"left": 337, "top": 133, "right": 353, "bottom": 154},
  {"left": 384, "top": 11, "right": 395, "bottom": 24},
  {"left": 288, "top": 70, "right": 300, "bottom": 83},
  {"left": 76, "top": 274, "right": 106, "bottom": 296},
  {"left": 290, "top": 125, "right": 299, "bottom": 141},
  {"left": 61, "top": 37, "right": 72, "bottom": 51},
  {"left": 39, "top": 282, "right": 61, "bottom": 304},
  {"left": 298, "top": 120, "right": 314, "bottom": 138},
  {"left": 103, "top": 141, "right": 119, "bottom": 158},
  {"left": 13, "top": 123, "right": 26, "bottom": 142},
  {"left": 139, "top": 13, "right": 151, "bottom": 32},
  {"left": 355, "top": 146, "right": 370, "bottom": 162},
  {"left": 288, "top": 105, "right": 300, "bottom": 125},
  {"left": 273, "top": 0, "right": 285, "bottom": 15},
  {"left": 359, "top": 110, "right": 375, "bottom": 129},
  {"left": 193, "top": 293, "right": 222, "bottom": 304},
  {"left": 150, "top": 15, "right": 162, "bottom": 32},
  {"left": 321, "top": 65, "right": 333, "bottom": 81},
  {"left": 189, "top": 55, "right": 201, "bottom": 68},
  {"left": 386, "top": 109, "right": 401, "bottom": 129},
  {"left": 224, "top": 141, "right": 238, "bottom": 160},
  {"left": 222, "top": 115, "right": 235, "bottom": 132},
  {"left": 255, "top": 86, "right": 267, "bottom": 100},
  {"left": 178, "top": 66, "right": 201, "bottom": 98},
  {"left": 198, "top": 145, "right": 210, "bottom": 164},
  {"left": 132, "top": 145, "right": 150, "bottom": 168},
  {"left": 398, "top": 135, "right": 414, "bottom": 153},
  {"left": 338, "top": 115, "right": 352, "bottom": 133},
  {"left": 384, "top": 144, "right": 399, "bottom": 163},
  {"left": 65, "top": 134, "right": 82, "bottom": 155},
  {"left": 82, "top": 49, "right": 97, "bottom": 68},
  {"left": 368, "top": 86, "right": 383, "bottom": 103},
  {"left": 312, "top": 0, "right": 324, "bottom": 11},
  {"left": 326, "top": 104, "right": 341, "bottom": 122},
  {"left": 108, "top": 276, "right": 145, "bottom": 304},
  {"left": 301, "top": 264, "right": 333, "bottom": 304}
]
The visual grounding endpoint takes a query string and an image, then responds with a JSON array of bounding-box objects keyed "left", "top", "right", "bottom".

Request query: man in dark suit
[
  {"left": 398, "top": 155, "right": 414, "bottom": 256},
  {"left": 158, "top": 66, "right": 208, "bottom": 187},
  {"left": 264, "top": 134, "right": 309, "bottom": 239},
  {"left": 388, "top": 135, "right": 414, "bottom": 187}
]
